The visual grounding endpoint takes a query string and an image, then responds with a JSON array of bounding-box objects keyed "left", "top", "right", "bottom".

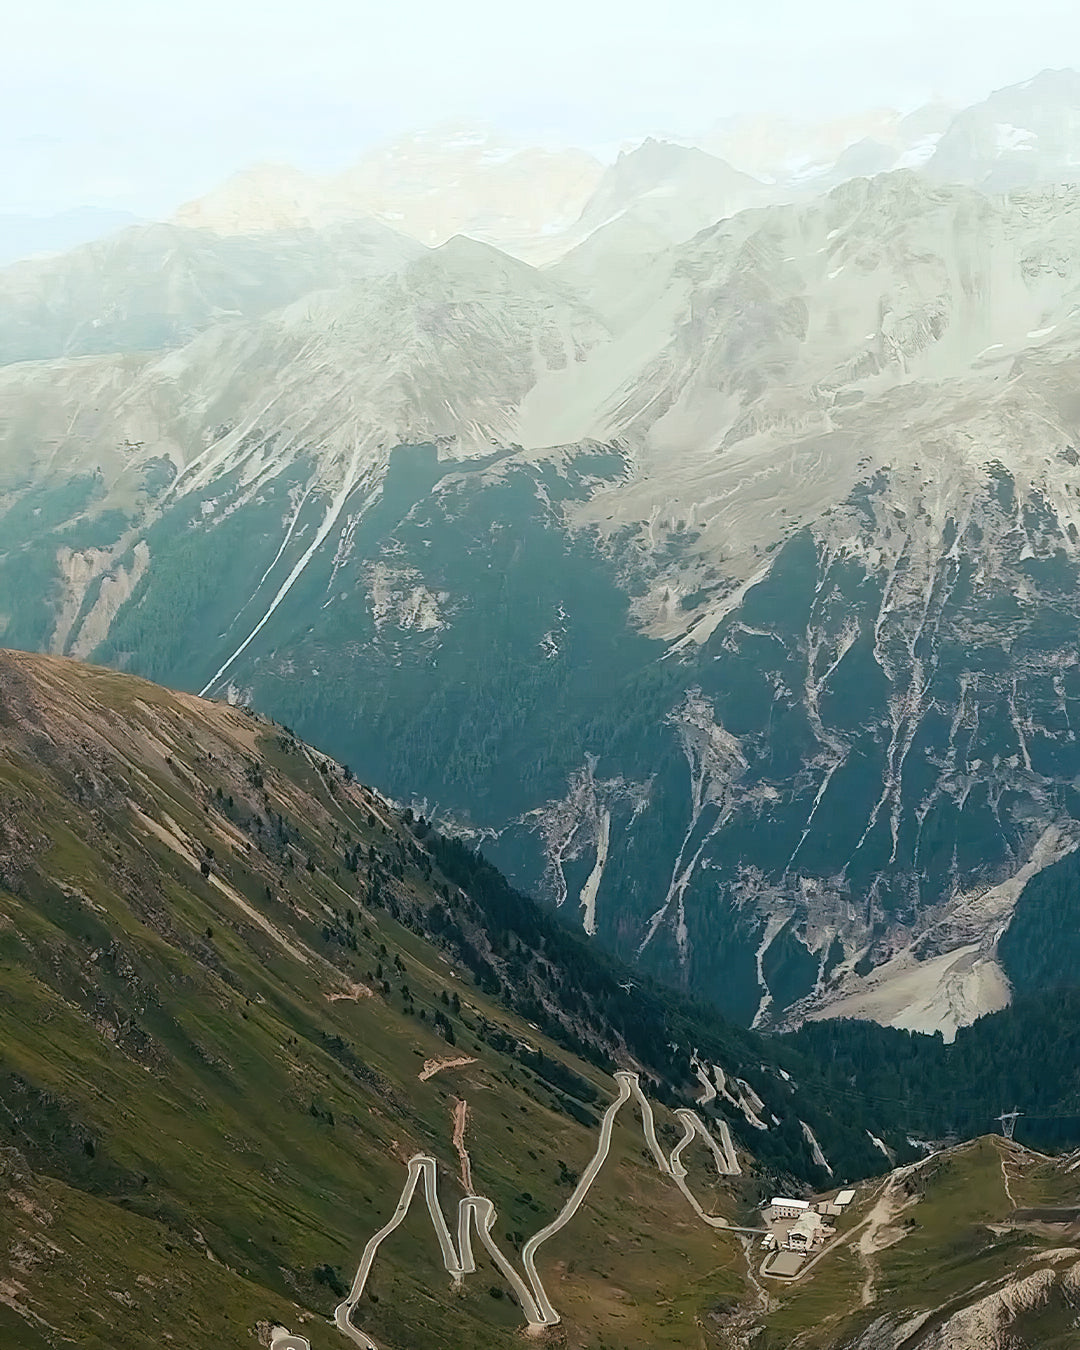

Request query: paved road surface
[
  {"left": 334, "top": 1070, "right": 761, "bottom": 1348},
  {"left": 269, "top": 1327, "right": 310, "bottom": 1350}
]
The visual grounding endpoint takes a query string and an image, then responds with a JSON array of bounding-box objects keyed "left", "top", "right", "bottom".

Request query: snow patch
[
  {"left": 994, "top": 122, "right": 1036, "bottom": 152},
  {"left": 894, "top": 132, "right": 943, "bottom": 169},
  {"left": 867, "top": 1130, "right": 891, "bottom": 1161}
]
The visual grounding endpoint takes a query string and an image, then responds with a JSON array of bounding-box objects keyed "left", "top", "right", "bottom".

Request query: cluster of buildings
[{"left": 763, "top": 1189, "right": 856, "bottom": 1254}]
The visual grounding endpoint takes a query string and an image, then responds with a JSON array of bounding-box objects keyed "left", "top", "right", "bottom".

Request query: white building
[
  {"left": 834, "top": 1188, "right": 855, "bottom": 1208},
  {"left": 786, "top": 1210, "right": 827, "bottom": 1250},
  {"left": 770, "top": 1196, "right": 810, "bottom": 1219}
]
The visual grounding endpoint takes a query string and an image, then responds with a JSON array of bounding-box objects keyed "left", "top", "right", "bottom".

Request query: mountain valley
[
  {"left": 12, "top": 14, "right": 1080, "bottom": 1347},
  {"left": 2, "top": 651, "right": 1080, "bottom": 1349},
  {"left": 9, "top": 76, "right": 1080, "bottom": 1034}
]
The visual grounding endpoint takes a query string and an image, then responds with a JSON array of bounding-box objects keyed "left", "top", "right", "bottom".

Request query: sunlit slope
[{"left": 755, "top": 1135, "right": 1080, "bottom": 1349}]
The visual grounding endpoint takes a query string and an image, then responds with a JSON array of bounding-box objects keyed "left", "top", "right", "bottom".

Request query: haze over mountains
[
  {"left": 16, "top": 69, "right": 1080, "bottom": 269},
  {"left": 172, "top": 127, "right": 605, "bottom": 259},
  {"left": 8, "top": 68, "right": 1080, "bottom": 1049},
  {"left": 0, "top": 207, "right": 143, "bottom": 268}
]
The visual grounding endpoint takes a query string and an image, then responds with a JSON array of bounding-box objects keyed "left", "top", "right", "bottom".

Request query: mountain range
[
  {"left": 6, "top": 69, "right": 1080, "bottom": 1047},
  {"left": 19, "top": 69, "right": 1080, "bottom": 274}
]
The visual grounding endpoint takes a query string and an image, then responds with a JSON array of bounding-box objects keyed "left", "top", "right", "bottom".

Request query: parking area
[{"left": 763, "top": 1249, "right": 805, "bottom": 1277}]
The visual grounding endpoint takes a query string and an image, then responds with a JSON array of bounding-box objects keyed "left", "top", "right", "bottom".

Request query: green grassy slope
[
  {"left": 750, "top": 1136, "right": 1080, "bottom": 1349},
  {"left": 0, "top": 650, "right": 813, "bottom": 1349}
]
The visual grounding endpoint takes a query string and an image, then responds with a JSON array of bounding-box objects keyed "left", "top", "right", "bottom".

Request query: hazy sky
[{"left": 6, "top": 0, "right": 1079, "bottom": 216}]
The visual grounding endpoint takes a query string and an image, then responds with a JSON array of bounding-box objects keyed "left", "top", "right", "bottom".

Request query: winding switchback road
[{"left": 334, "top": 1070, "right": 761, "bottom": 1347}]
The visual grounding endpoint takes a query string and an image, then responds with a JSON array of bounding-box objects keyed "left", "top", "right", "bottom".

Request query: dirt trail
[
  {"left": 1001, "top": 1157, "right": 1016, "bottom": 1209},
  {"left": 452, "top": 1098, "right": 473, "bottom": 1194},
  {"left": 418, "top": 1055, "right": 476, "bottom": 1082},
  {"left": 327, "top": 982, "right": 373, "bottom": 1002},
  {"left": 856, "top": 1158, "right": 936, "bottom": 1305},
  {"left": 857, "top": 1179, "right": 900, "bottom": 1306}
]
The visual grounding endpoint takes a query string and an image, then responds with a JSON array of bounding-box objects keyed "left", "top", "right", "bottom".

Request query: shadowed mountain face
[
  {"left": 0, "top": 218, "right": 423, "bottom": 365},
  {"left": 7, "top": 127, "right": 1080, "bottom": 1037}
]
